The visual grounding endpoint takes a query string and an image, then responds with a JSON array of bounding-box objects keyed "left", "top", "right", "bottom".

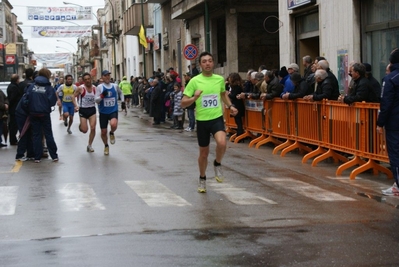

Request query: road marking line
[
  {"left": 264, "top": 178, "right": 357, "bottom": 202},
  {"left": 11, "top": 161, "right": 22, "bottom": 172},
  {"left": 0, "top": 186, "right": 18, "bottom": 215},
  {"left": 208, "top": 181, "right": 277, "bottom": 205},
  {"left": 57, "top": 183, "right": 106, "bottom": 211},
  {"left": 0, "top": 161, "right": 22, "bottom": 174},
  {"left": 125, "top": 180, "right": 191, "bottom": 207}
]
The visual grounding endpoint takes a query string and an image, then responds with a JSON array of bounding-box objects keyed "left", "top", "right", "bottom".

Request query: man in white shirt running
[{"left": 74, "top": 72, "right": 97, "bottom": 152}]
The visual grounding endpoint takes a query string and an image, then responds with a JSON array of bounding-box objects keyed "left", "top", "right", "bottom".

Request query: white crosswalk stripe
[
  {"left": 0, "top": 186, "right": 18, "bottom": 215},
  {"left": 264, "top": 178, "right": 357, "bottom": 202},
  {"left": 125, "top": 180, "right": 191, "bottom": 207},
  {"left": 208, "top": 181, "right": 278, "bottom": 205},
  {"left": 57, "top": 183, "right": 106, "bottom": 211}
]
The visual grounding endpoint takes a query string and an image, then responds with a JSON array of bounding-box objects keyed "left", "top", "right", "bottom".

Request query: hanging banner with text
[
  {"left": 31, "top": 26, "right": 91, "bottom": 38},
  {"left": 33, "top": 53, "right": 73, "bottom": 68},
  {"left": 27, "top": 6, "right": 92, "bottom": 21}
]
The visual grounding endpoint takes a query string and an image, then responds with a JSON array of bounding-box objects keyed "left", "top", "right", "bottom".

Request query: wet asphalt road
[{"left": 0, "top": 107, "right": 398, "bottom": 267}]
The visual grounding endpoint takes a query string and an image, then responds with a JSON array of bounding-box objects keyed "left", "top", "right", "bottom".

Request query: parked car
[{"left": 0, "top": 81, "right": 10, "bottom": 97}]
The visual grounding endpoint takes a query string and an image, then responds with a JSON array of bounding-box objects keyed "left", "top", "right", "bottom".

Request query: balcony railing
[{"left": 123, "top": 2, "right": 149, "bottom": 35}]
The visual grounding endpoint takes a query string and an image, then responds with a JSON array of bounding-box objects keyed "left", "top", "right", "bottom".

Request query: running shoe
[
  {"left": 52, "top": 158, "right": 59, "bottom": 162},
  {"left": 382, "top": 183, "right": 399, "bottom": 196},
  {"left": 214, "top": 165, "right": 225, "bottom": 183},
  {"left": 109, "top": 132, "right": 115, "bottom": 144},
  {"left": 104, "top": 146, "right": 109, "bottom": 155},
  {"left": 87, "top": 145, "right": 94, "bottom": 152},
  {"left": 34, "top": 160, "right": 41, "bottom": 163},
  {"left": 185, "top": 127, "right": 191, "bottom": 132},
  {"left": 67, "top": 129, "right": 72, "bottom": 134},
  {"left": 16, "top": 157, "right": 28, "bottom": 162},
  {"left": 198, "top": 177, "right": 206, "bottom": 193}
]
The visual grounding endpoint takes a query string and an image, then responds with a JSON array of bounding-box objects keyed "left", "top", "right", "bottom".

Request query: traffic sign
[
  {"left": 5, "top": 55, "right": 15, "bottom": 65},
  {"left": 183, "top": 44, "right": 198, "bottom": 61}
]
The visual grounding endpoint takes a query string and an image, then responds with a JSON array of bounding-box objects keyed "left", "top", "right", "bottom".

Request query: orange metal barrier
[
  {"left": 224, "top": 106, "right": 237, "bottom": 138},
  {"left": 236, "top": 98, "right": 392, "bottom": 180},
  {"left": 233, "top": 99, "right": 263, "bottom": 143}
]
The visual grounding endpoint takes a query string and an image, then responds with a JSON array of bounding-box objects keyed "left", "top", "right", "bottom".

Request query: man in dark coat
[
  {"left": 262, "top": 70, "right": 283, "bottom": 100},
  {"left": 26, "top": 68, "right": 58, "bottom": 162},
  {"left": 149, "top": 78, "right": 162, "bottom": 125},
  {"left": 282, "top": 72, "right": 311, "bottom": 100},
  {"left": 378, "top": 48, "right": 399, "bottom": 195},
  {"left": 0, "top": 88, "right": 8, "bottom": 147},
  {"left": 304, "top": 69, "right": 340, "bottom": 101},
  {"left": 7, "top": 74, "right": 23, "bottom": 145},
  {"left": 338, "top": 62, "right": 378, "bottom": 104},
  {"left": 363, "top": 63, "right": 381, "bottom": 103}
]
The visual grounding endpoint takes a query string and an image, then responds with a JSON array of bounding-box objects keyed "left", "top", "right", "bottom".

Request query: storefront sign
[{"left": 287, "top": 0, "right": 316, "bottom": 10}]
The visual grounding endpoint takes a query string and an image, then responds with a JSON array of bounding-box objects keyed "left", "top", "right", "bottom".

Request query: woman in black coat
[{"left": 227, "top": 73, "right": 245, "bottom": 136}]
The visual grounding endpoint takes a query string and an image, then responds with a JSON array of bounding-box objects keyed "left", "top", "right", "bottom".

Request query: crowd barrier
[{"left": 225, "top": 99, "right": 392, "bottom": 180}]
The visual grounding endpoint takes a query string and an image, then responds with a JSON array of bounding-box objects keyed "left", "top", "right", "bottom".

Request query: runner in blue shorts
[{"left": 56, "top": 74, "right": 78, "bottom": 134}]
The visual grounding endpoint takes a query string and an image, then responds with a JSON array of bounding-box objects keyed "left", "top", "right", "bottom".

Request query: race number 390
[{"left": 202, "top": 94, "right": 219, "bottom": 108}]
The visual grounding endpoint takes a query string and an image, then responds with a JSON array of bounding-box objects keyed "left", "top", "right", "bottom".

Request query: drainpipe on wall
[{"left": 205, "top": 0, "right": 210, "bottom": 53}]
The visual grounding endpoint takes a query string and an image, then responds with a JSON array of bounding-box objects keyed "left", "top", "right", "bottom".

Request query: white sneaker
[
  {"left": 382, "top": 183, "right": 399, "bottom": 196},
  {"left": 198, "top": 177, "right": 206, "bottom": 193},
  {"left": 214, "top": 165, "right": 224, "bottom": 183},
  {"left": 185, "top": 127, "right": 191, "bottom": 132}
]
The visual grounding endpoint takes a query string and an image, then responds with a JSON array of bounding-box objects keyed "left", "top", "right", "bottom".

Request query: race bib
[
  {"left": 64, "top": 95, "right": 72, "bottom": 101},
  {"left": 82, "top": 96, "right": 95, "bottom": 106},
  {"left": 104, "top": 98, "right": 115, "bottom": 107},
  {"left": 202, "top": 94, "right": 219, "bottom": 108}
]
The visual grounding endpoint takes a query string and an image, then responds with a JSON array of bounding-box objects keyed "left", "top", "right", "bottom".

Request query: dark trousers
[
  {"left": 15, "top": 113, "right": 34, "bottom": 159},
  {"left": 8, "top": 113, "right": 18, "bottom": 144},
  {"left": 386, "top": 130, "right": 399, "bottom": 187},
  {"left": 234, "top": 116, "right": 244, "bottom": 136},
  {"left": 30, "top": 115, "right": 58, "bottom": 160},
  {"left": 133, "top": 92, "right": 139, "bottom": 106},
  {"left": 187, "top": 109, "right": 195, "bottom": 129}
]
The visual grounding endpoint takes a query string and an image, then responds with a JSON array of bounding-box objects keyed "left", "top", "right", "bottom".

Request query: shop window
[{"left": 364, "top": 0, "right": 399, "bottom": 81}]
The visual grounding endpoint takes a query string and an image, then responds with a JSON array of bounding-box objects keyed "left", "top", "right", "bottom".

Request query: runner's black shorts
[
  {"left": 124, "top": 94, "right": 132, "bottom": 99},
  {"left": 99, "top": 112, "right": 118, "bottom": 129},
  {"left": 79, "top": 107, "right": 96, "bottom": 119},
  {"left": 196, "top": 116, "right": 225, "bottom": 147}
]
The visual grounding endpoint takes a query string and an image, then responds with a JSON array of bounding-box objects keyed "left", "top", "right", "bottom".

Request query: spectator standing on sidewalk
[
  {"left": 6, "top": 74, "right": 23, "bottom": 145},
  {"left": 377, "top": 48, "right": 399, "bottom": 196},
  {"left": 183, "top": 73, "right": 195, "bottom": 132},
  {"left": 26, "top": 68, "right": 58, "bottom": 162}
]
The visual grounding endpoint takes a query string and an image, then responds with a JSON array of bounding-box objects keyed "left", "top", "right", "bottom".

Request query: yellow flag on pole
[{"left": 139, "top": 25, "right": 148, "bottom": 48}]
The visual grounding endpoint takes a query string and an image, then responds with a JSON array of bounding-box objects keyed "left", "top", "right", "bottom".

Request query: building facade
[{"left": 94, "top": 0, "right": 399, "bottom": 87}]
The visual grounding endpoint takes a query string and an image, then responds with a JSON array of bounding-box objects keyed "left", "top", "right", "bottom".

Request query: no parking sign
[{"left": 183, "top": 44, "right": 198, "bottom": 61}]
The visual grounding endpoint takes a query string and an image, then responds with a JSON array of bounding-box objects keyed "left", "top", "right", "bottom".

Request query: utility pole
[{"left": 141, "top": 0, "right": 146, "bottom": 78}]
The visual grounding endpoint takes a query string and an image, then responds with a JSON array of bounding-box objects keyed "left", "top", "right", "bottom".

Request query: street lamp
[
  {"left": 60, "top": 19, "right": 84, "bottom": 27},
  {"left": 56, "top": 39, "right": 76, "bottom": 51},
  {"left": 141, "top": 0, "right": 146, "bottom": 77},
  {"left": 105, "top": 0, "right": 117, "bottom": 78},
  {"left": 63, "top": 1, "right": 99, "bottom": 21},
  {"left": 56, "top": 46, "right": 73, "bottom": 53}
]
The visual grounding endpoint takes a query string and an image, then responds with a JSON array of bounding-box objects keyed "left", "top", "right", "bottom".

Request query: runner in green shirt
[
  {"left": 119, "top": 76, "right": 133, "bottom": 115},
  {"left": 181, "top": 51, "right": 238, "bottom": 193}
]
